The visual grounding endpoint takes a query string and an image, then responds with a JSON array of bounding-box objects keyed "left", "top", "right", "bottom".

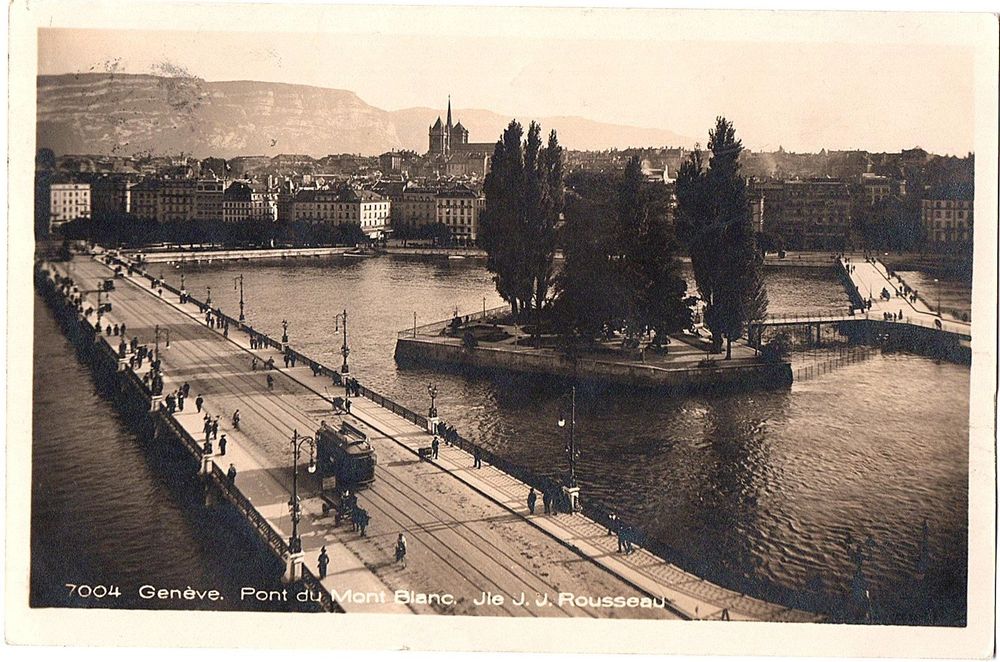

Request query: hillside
[{"left": 37, "top": 73, "right": 693, "bottom": 157}]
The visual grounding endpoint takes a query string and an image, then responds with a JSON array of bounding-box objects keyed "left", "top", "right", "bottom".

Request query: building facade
[
  {"left": 290, "top": 188, "right": 391, "bottom": 238},
  {"left": 195, "top": 177, "right": 226, "bottom": 222},
  {"left": 435, "top": 187, "right": 484, "bottom": 243},
  {"left": 222, "top": 182, "right": 277, "bottom": 224},
  {"left": 922, "top": 198, "right": 973, "bottom": 246},
  {"left": 49, "top": 182, "right": 91, "bottom": 230},
  {"left": 90, "top": 176, "right": 132, "bottom": 218},
  {"left": 158, "top": 179, "right": 197, "bottom": 222},
  {"left": 752, "top": 178, "right": 852, "bottom": 250}
]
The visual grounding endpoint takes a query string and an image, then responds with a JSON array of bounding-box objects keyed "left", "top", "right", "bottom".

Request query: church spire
[{"left": 446, "top": 95, "right": 452, "bottom": 130}]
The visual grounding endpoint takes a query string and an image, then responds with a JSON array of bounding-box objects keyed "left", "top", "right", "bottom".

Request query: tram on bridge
[{"left": 316, "top": 419, "right": 377, "bottom": 490}]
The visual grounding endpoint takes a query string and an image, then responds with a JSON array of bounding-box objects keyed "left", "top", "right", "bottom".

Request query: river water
[{"left": 33, "top": 256, "right": 969, "bottom": 624}]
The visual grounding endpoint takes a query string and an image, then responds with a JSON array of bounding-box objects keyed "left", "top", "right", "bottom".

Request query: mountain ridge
[{"left": 37, "top": 73, "right": 695, "bottom": 158}]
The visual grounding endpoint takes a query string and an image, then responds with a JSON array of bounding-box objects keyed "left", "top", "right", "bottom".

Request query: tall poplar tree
[
  {"left": 481, "top": 120, "right": 564, "bottom": 320},
  {"left": 676, "top": 117, "right": 768, "bottom": 357}
]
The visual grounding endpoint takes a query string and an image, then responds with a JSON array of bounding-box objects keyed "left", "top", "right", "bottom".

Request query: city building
[
  {"left": 90, "top": 176, "right": 132, "bottom": 218},
  {"left": 860, "top": 173, "right": 895, "bottom": 205},
  {"left": 49, "top": 182, "right": 91, "bottom": 230},
  {"left": 751, "top": 178, "right": 852, "bottom": 250},
  {"left": 130, "top": 179, "right": 160, "bottom": 221},
  {"left": 427, "top": 97, "right": 495, "bottom": 158},
  {"left": 195, "top": 177, "right": 226, "bottom": 222},
  {"left": 222, "top": 181, "right": 278, "bottom": 224},
  {"left": 289, "top": 187, "right": 391, "bottom": 238},
  {"left": 922, "top": 197, "right": 973, "bottom": 246},
  {"left": 435, "top": 186, "right": 484, "bottom": 243},
  {"left": 158, "top": 178, "right": 197, "bottom": 222}
]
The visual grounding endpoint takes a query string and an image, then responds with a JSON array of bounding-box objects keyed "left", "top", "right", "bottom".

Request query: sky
[{"left": 36, "top": 8, "right": 979, "bottom": 155}]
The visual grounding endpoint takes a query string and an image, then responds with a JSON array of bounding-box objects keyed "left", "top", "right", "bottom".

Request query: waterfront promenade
[{"left": 44, "top": 252, "right": 819, "bottom": 621}]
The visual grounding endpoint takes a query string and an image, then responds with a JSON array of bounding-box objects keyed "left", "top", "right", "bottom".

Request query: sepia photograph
[{"left": 6, "top": 0, "right": 998, "bottom": 657}]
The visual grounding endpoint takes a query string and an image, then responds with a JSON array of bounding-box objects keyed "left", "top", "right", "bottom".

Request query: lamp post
[
  {"left": 206, "top": 285, "right": 212, "bottom": 307},
  {"left": 95, "top": 283, "right": 111, "bottom": 332},
  {"left": 288, "top": 429, "right": 317, "bottom": 555},
  {"left": 180, "top": 273, "right": 185, "bottom": 292},
  {"left": 334, "top": 310, "right": 350, "bottom": 375},
  {"left": 234, "top": 274, "right": 245, "bottom": 322},
  {"left": 934, "top": 278, "right": 941, "bottom": 317},
  {"left": 427, "top": 382, "right": 438, "bottom": 418},
  {"left": 281, "top": 319, "right": 289, "bottom": 344},
  {"left": 154, "top": 324, "right": 170, "bottom": 361},
  {"left": 557, "top": 386, "right": 578, "bottom": 488}
]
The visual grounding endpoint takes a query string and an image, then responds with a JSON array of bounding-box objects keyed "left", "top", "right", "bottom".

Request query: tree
[
  {"left": 675, "top": 117, "right": 768, "bottom": 357},
  {"left": 481, "top": 120, "right": 564, "bottom": 320},
  {"left": 554, "top": 158, "right": 692, "bottom": 349}
]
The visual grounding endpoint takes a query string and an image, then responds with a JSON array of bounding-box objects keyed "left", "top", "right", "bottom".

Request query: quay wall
[
  {"left": 129, "top": 246, "right": 353, "bottom": 264},
  {"left": 394, "top": 336, "right": 793, "bottom": 392},
  {"left": 34, "top": 264, "right": 340, "bottom": 613}
]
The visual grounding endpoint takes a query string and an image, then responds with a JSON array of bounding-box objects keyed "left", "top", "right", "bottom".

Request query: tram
[{"left": 315, "top": 419, "right": 377, "bottom": 490}]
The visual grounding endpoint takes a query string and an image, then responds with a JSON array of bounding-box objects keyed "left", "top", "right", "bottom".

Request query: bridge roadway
[
  {"left": 756, "top": 256, "right": 971, "bottom": 345},
  {"left": 57, "top": 254, "right": 818, "bottom": 621}
]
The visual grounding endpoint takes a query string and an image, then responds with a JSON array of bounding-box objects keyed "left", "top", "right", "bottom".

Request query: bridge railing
[{"left": 398, "top": 304, "right": 512, "bottom": 338}]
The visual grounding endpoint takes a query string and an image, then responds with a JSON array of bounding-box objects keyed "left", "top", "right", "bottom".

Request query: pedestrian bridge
[{"left": 749, "top": 256, "right": 972, "bottom": 359}]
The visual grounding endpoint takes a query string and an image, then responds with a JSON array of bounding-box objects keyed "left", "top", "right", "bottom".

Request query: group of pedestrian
[
  {"left": 249, "top": 332, "right": 268, "bottom": 350},
  {"left": 283, "top": 351, "right": 297, "bottom": 368},
  {"left": 882, "top": 310, "right": 905, "bottom": 322},
  {"left": 604, "top": 510, "right": 638, "bottom": 554},
  {"left": 351, "top": 506, "right": 371, "bottom": 536},
  {"left": 437, "top": 422, "right": 459, "bottom": 447},
  {"left": 203, "top": 413, "right": 221, "bottom": 444},
  {"left": 344, "top": 377, "right": 361, "bottom": 397},
  {"left": 104, "top": 322, "right": 127, "bottom": 337},
  {"left": 531, "top": 482, "right": 565, "bottom": 516}
]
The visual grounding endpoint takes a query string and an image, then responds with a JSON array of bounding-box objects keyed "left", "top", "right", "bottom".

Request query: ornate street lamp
[
  {"left": 234, "top": 274, "right": 245, "bottom": 322},
  {"left": 427, "top": 382, "right": 438, "bottom": 418},
  {"left": 557, "top": 386, "right": 579, "bottom": 488},
  {"left": 206, "top": 285, "right": 212, "bottom": 307},
  {"left": 288, "top": 429, "right": 317, "bottom": 555},
  {"left": 334, "top": 310, "right": 350, "bottom": 375},
  {"left": 934, "top": 278, "right": 941, "bottom": 317},
  {"left": 154, "top": 324, "right": 170, "bottom": 361},
  {"left": 282, "top": 318, "right": 289, "bottom": 344}
]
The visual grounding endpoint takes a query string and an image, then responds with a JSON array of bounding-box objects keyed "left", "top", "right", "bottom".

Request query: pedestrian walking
[
  {"left": 284, "top": 354, "right": 290, "bottom": 368},
  {"left": 182, "top": 382, "right": 190, "bottom": 398},
  {"left": 318, "top": 547, "right": 330, "bottom": 579},
  {"left": 212, "top": 417, "right": 220, "bottom": 440},
  {"left": 113, "top": 323, "right": 119, "bottom": 336},
  {"left": 227, "top": 463, "right": 237, "bottom": 483},
  {"left": 219, "top": 434, "right": 227, "bottom": 456},
  {"left": 358, "top": 509, "right": 370, "bottom": 537},
  {"left": 203, "top": 439, "right": 213, "bottom": 455},
  {"left": 120, "top": 322, "right": 126, "bottom": 336},
  {"left": 195, "top": 394, "right": 204, "bottom": 413},
  {"left": 166, "top": 393, "right": 176, "bottom": 413},
  {"left": 527, "top": 487, "right": 537, "bottom": 515},
  {"left": 473, "top": 446, "right": 482, "bottom": 469},
  {"left": 266, "top": 374, "right": 274, "bottom": 390},
  {"left": 542, "top": 489, "right": 552, "bottom": 515},
  {"left": 252, "top": 357, "right": 258, "bottom": 371},
  {"left": 395, "top": 533, "right": 407, "bottom": 567},
  {"left": 617, "top": 527, "right": 626, "bottom": 553},
  {"left": 290, "top": 354, "right": 296, "bottom": 368},
  {"left": 177, "top": 391, "right": 185, "bottom": 411},
  {"left": 431, "top": 435, "right": 440, "bottom": 459},
  {"left": 607, "top": 511, "right": 618, "bottom": 536},
  {"left": 204, "top": 417, "right": 212, "bottom": 443},
  {"left": 223, "top": 324, "right": 229, "bottom": 338},
  {"left": 106, "top": 324, "right": 112, "bottom": 336},
  {"left": 232, "top": 409, "right": 241, "bottom": 430}
]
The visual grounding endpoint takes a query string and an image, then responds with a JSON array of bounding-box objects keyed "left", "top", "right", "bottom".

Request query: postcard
[{"left": 6, "top": 1, "right": 997, "bottom": 657}]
